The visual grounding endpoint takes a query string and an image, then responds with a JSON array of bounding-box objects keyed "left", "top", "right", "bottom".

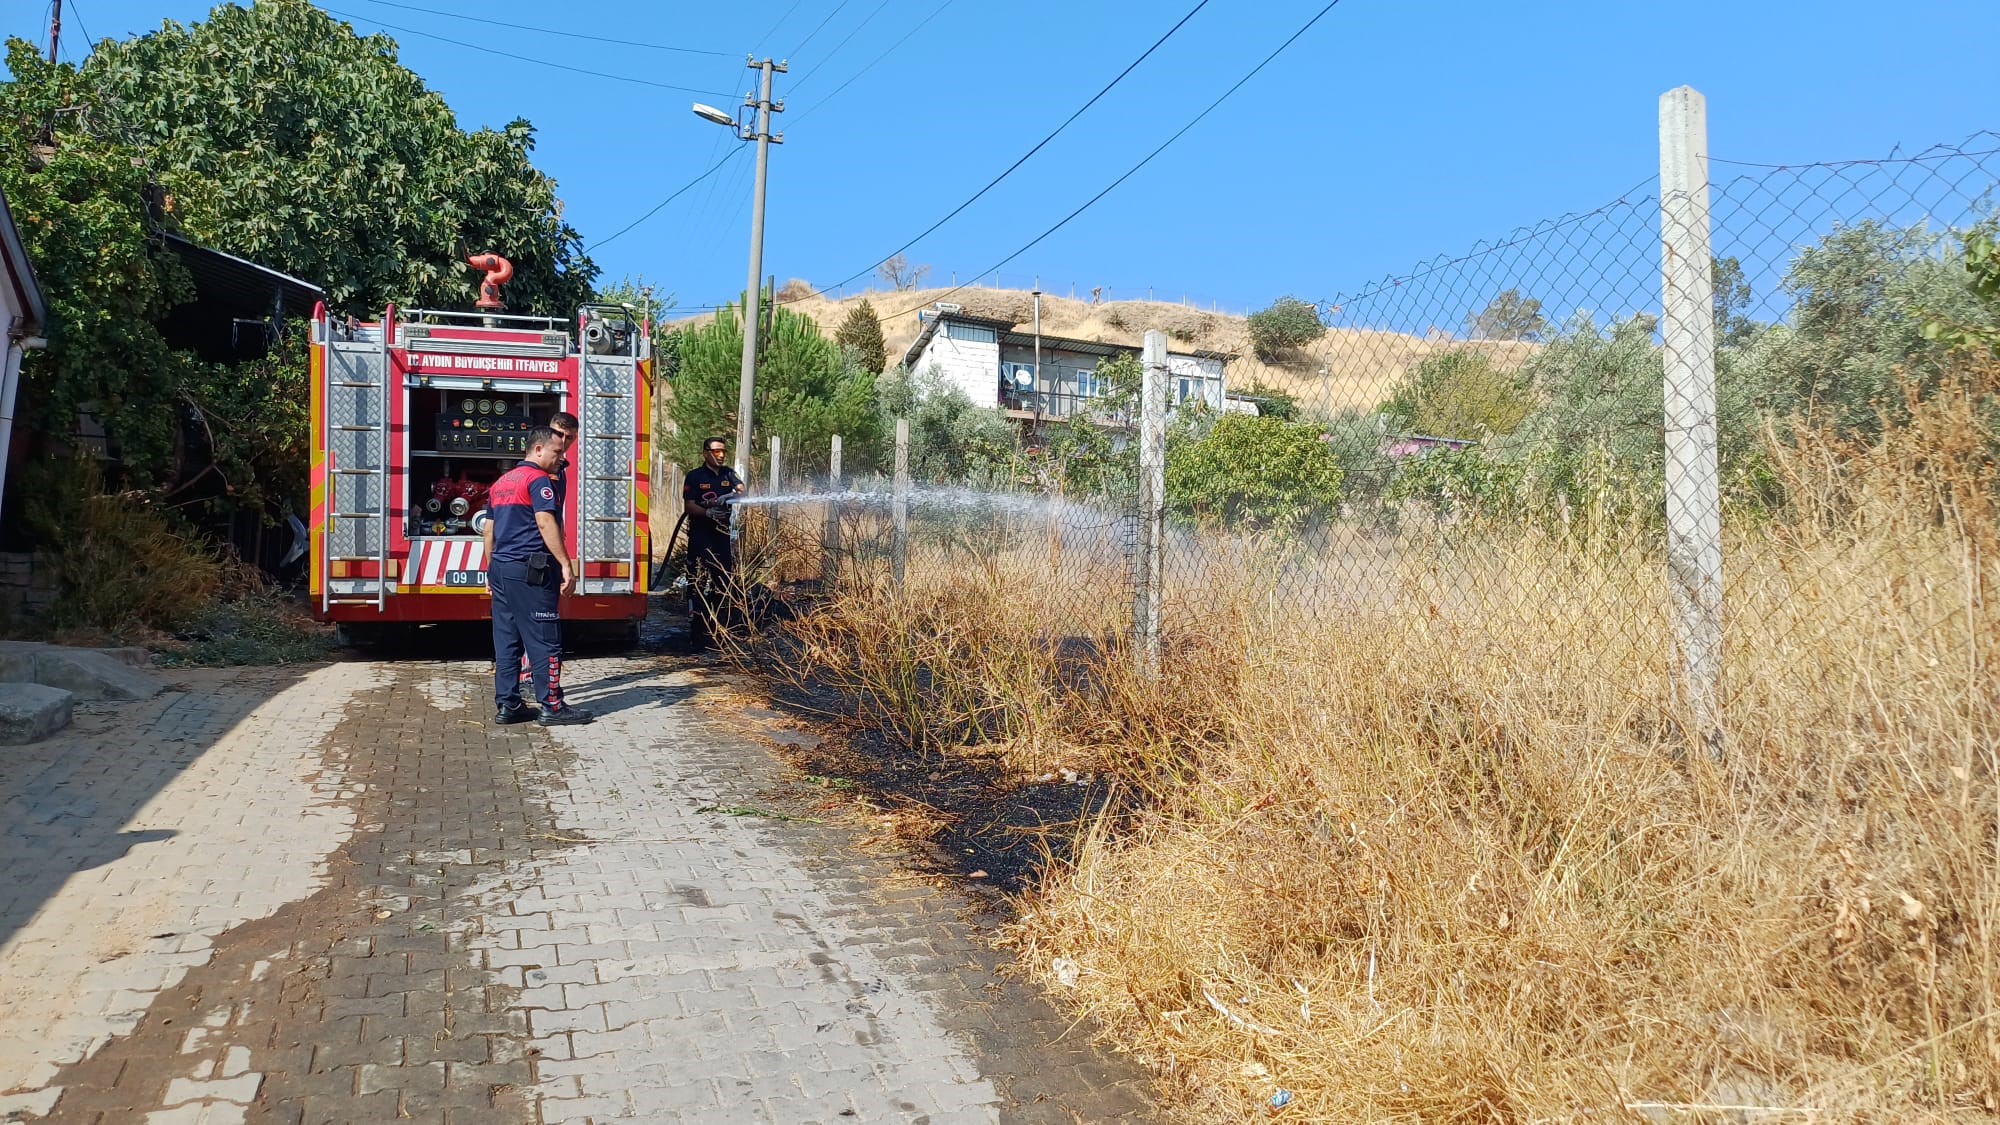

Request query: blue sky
[{"left": 8, "top": 0, "right": 1999, "bottom": 322}]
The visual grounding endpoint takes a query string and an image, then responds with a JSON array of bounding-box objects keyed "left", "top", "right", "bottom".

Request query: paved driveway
[{"left": 0, "top": 648, "right": 1153, "bottom": 1124}]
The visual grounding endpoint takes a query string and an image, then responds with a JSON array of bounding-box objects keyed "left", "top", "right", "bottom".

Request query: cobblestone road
[{"left": 0, "top": 645, "right": 1154, "bottom": 1125}]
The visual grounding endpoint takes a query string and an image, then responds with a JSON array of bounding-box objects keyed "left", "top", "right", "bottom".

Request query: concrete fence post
[
  {"left": 824, "top": 433, "right": 842, "bottom": 588},
  {"left": 1133, "top": 330, "right": 1167, "bottom": 680},
  {"left": 892, "top": 418, "right": 909, "bottom": 591},
  {"left": 1659, "top": 85, "right": 1724, "bottom": 754},
  {"left": 768, "top": 434, "right": 783, "bottom": 546}
]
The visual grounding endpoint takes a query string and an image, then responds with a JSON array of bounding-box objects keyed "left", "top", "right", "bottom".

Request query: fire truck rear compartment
[{"left": 407, "top": 387, "right": 561, "bottom": 539}]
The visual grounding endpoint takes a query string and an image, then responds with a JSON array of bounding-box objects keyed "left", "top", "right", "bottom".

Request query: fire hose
[{"left": 650, "top": 493, "right": 742, "bottom": 590}]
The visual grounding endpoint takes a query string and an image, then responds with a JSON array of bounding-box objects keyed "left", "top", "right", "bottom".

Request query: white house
[
  {"left": 901, "top": 308, "right": 1233, "bottom": 424},
  {"left": 1, "top": 186, "right": 50, "bottom": 523}
]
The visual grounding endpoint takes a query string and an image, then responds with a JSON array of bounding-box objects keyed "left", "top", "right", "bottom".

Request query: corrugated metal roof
[
  {"left": 162, "top": 233, "right": 322, "bottom": 314},
  {"left": 158, "top": 234, "right": 322, "bottom": 362}
]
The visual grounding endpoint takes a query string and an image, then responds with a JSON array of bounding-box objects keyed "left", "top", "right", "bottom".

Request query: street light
[
  {"left": 691, "top": 57, "right": 785, "bottom": 488},
  {"left": 690, "top": 103, "right": 737, "bottom": 129}
]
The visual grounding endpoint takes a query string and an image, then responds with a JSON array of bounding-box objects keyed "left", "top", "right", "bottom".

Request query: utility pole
[
  {"left": 48, "top": 0, "right": 62, "bottom": 62},
  {"left": 733, "top": 57, "right": 785, "bottom": 485},
  {"left": 1031, "top": 280, "right": 1042, "bottom": 414}
]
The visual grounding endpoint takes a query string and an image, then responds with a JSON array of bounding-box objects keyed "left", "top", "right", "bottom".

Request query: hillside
[{"left": 672, "top": 285, "right": 1535, "bottom": 416}]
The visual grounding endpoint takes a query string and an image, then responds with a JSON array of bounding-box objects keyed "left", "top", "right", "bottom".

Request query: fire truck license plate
[{"left": 444, "top": 569, "right": 487, "bottom": 588}]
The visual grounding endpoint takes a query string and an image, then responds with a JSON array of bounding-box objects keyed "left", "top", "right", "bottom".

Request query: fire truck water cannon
[
  {"left": 583, "top": 308, "right": 635, "bottom": 356},
  {"left": 466, "top": 253, "right": 513, "bottom": 312}
]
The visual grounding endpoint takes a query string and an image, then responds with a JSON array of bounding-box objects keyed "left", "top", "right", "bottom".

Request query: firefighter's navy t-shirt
[
  {"left": 488, "top": 461, "right": 559, "bottom": 563},
  {"left": 682, "top": 464, "right": 742, "bottom": 549}
]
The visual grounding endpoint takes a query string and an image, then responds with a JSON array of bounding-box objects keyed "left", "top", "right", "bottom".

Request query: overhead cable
[
  {"left": 321, "top": 7, "right": 738, "bottom": 98},
  {"left": 882, "top": 0, "right": 1349, "bottom": 324},
  {"left": 788, "top": 0, "right": 895, "bottom": 92},
  {"left": 342, "top": 0, "right": 731, "bottom": 56},
  {"left": 802, "top": 0, "right": 1214, "bottom": 301},
  {"left": 752, "top": 0, "right": 806, "bottom": 54},
  {"left": 588, "top": 146, "right": 749, "bottom": 252},
  {"left": 786, "top": 0, "right": 853, "bottom": 59},
  {"left": 791, "top": 0, "right": 959, "bottom": 123}
]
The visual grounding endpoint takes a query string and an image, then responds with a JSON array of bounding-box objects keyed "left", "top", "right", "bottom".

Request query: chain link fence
[{"left": 732, "top": 97, "right": 1997, "bottom": 742}]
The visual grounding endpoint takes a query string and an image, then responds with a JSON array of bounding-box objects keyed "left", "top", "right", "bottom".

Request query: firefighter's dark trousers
[
  {"left": 490, "top": 558, "right": 565, "bottom": 712},
  {"left": 686, "top": 533, "right": 734, "bottom": 647}
]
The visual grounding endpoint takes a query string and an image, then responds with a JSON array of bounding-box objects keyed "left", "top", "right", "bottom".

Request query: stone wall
[{"left": 0, "top": 552, "right": 58, "bottom": 622}]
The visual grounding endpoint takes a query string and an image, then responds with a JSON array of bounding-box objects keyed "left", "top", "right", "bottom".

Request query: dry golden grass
[{"left": 765, "top": 357, "right": 2000, "bottom": 1121}]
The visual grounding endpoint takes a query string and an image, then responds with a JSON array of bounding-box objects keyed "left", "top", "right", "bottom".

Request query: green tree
[
  {"left": 1164, "top": 412, "right": 1343, "bottom": 533},
  {"left": 1380, "top": 349, "right": 1534, "bottom": 440},
  {"left": 85, "top": 0, "right": 595, "bottom": 315},
  {"left": 1246, "top": 296, "right": 1326, "bottom": 361},
  {"left": 876, "top": 366, "right": 1017, "bottom": 484},
  {"left": 1466, "top": 289, "right": 1547, "bottom": 341},
  {"left": 0, "top": 42, "right": 310, "bottom": 510},
  {"left": 1712, "top": 255, "right": 1758, "bottom": 346},
  {"left": 668, "top": 299, "right": 878, "bottom": 479},
  {"left": 834, "top": 300, "right": 889, "bottom": 376},
  {"left": 592, "top": 276, "right": 679, "bottom": 367},
  {"left": 1740, "top": 219, "right": 1993, "bottom": 437}
]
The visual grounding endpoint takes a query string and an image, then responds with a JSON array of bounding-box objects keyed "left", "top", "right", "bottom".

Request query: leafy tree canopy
[
  {"left": 1380, "top": 349, "right": 1534, "bottom": 440},
  {"left": 1165, "top": 412, "right": 1344, "bottom": 533},
  {"left": 85, "top": 0, "right": 596, "bottom": 315},
  {"left": 1467, "top": 289, "right": 1547, "bottom": 341},
  {"left": 1246, "top": 296, "right": 1326, "bottom": 361},
  {"left": 668, "top": 300, "right": 878, "bottom": 479},
  {"left": 1, "top": 42, "right": 302, "bottom": 509},
  {"left": 877, "top": 366, "right": 1017, "bottom": 484}
]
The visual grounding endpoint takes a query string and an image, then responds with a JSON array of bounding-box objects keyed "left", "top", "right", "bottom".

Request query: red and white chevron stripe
[{"left": 404, "top": 539, "right": 487, "bottom": 587}]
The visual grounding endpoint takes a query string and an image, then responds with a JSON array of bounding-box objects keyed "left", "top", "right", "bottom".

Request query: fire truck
[{"left": 307, "top": 255, "right": 653, "bottom": 643}]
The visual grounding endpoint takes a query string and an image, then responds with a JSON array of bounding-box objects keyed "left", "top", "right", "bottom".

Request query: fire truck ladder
[
  {"left": 578, "top": 351, "right": 638, "bottom": 596},
  {"left": 322, "top": 316, "right": 393, "bottom": 611}
]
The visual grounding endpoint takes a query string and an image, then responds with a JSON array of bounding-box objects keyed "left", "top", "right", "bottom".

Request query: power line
[
  {"left": 791, "top": 0, "right": 958, "bottom": 123},
  {"left": 587, "top": 146, "right": 749, "bottom": 252},
  {"left": 881, "top": 0, "right": 1349, "bottom": 324},
  {"left": 752, "top": 0, "right": 806, "bottom": 54},
  {"left": 803, "top": 0, "right": 1213, "bottom": 301},
  {"left": 63, "top": 0, "right": 92, "bottom": 59},
  {"left": 320, "top": 7, "right": 738, "bottom": 98},
  {"left": 341, "top": 0, "right": 731, "bottom": 56},
  {"left": 787, "top": 0, "right": 853, "bottom": 59},
  {"left": 788, "top": 0, "right": 894, "bottom": 92}
]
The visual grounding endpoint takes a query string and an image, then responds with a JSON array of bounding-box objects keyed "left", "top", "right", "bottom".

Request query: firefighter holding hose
[{"left": 682, "top": 436, "right": 744, "bottom": 650}]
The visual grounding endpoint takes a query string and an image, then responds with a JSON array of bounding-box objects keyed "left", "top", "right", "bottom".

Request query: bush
[
  {"left": 876, "top": 366, "right": 1018, "bottom": 484},
  {"left": 19, "top": 457, "right": 223, "bottom": 633},
  {"left": 776, "top": 278, "right": 815, "bottom": 302},
  {"left": 1165, "top": 412, "right": 1343, "bottom": 532},
  {"left": 1234, "top": 380, "right": 1300, "bottom": 421},
  {"left": 162, "top": 588, "right": 334, "bottom": 666},
  {"left": 1245, "top": 296, "right": 1325, "bottom": 361},
  {"left": 1380, "top": 348, "right": 1534, "bottom": 439}
]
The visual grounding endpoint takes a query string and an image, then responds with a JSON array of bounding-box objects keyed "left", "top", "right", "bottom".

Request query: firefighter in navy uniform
[
  {"left": 483, "top": 427, "right": 593, "bottom": 725},
  {"left": 682, "top": 437, "right": 744, "bottom": 650},
  {"left": 514, "top": 411, "right": 579, "bottom": 693}
]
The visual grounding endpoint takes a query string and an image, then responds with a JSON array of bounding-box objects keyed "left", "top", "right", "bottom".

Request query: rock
[
  {"left": 0, "top": 641, "right": 167, "bottom": 701},
  {"left": 0, "top": 682, "right": 74, "bottom": 744}
]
